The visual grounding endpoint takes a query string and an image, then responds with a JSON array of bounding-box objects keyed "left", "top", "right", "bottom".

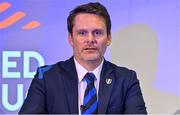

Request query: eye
[
  {"left": 77, "top": 30, "right": 87, "bottom": 36},
  {"left": 93, "top": 30, "right": 104, "bottom": 36}
]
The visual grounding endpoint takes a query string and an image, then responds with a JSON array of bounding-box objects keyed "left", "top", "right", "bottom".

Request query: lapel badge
[{"left": 106, "top": 78, "right": 112, "bottom": 85}]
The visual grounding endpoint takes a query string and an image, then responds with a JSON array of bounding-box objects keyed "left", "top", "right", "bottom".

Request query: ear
[
  {"left": 107, "top": 34, "right": 112, "bottom": 46},
  {"left": 68, "top": 33, "right": 73, "bottom": 47}
]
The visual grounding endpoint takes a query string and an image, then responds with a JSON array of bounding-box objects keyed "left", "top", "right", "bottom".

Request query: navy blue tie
[{"left": 81, "top": 72, "right": 97, "bottom": 114}]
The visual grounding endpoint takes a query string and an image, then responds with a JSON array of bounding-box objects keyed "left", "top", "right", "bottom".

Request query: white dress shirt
[{"left": 74, "top": 58, "right": 104, "bottom": 114}]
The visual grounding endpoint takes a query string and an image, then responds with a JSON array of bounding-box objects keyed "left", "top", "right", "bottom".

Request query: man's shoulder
[
  {"left": 34, "top": 57, "right": 73, "bottom": 79},
  {"left": 105, "top": 60, "right": 136, "bottom": 75},
  {"left": 105, "top": 60, "right": 135, "bottom": 72}
]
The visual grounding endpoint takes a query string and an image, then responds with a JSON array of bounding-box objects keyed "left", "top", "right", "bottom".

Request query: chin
[{"left": 83, "top": 55, "right": 101, "bottom": 62}]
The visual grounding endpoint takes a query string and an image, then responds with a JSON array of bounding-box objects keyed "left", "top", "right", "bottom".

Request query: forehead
[{"left": 73, "top": 13, "right": 106, "bottom": 30}]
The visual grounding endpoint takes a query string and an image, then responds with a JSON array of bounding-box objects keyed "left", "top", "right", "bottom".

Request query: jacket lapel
[
  {"left": 59, "top": 57, "right": 79, "bottom": 114},
  {"left": 98, "top": 60, "right": 115, "bottom": 114},
  {"left": 59, "top": 57, "right": 114, "bottom": 114}
]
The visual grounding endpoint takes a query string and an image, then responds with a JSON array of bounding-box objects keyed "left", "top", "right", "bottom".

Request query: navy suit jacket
[{"left": 19, "top": 57, "right": 147, "bottom": 114}]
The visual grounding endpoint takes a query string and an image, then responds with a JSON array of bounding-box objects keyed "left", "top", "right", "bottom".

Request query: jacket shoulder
[
  {"left": 106, "top": 61, "right": 136, "bottom": 75},
  {"left": 34, "top": 60, "right": 66, "bottom": 79}
]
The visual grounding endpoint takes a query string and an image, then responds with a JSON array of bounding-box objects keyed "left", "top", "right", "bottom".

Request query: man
[{"left": 19, "top": 2, "right": 147, "bottom": 114}]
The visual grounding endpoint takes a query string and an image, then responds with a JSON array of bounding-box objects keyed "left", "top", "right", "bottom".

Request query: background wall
[{"left": 0, "top": 0, "right": 180, "bottom": 114}]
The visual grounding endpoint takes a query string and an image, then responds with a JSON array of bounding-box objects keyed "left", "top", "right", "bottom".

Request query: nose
[{"left": 87, "top": 33, "right": 96, "bottom": 44}]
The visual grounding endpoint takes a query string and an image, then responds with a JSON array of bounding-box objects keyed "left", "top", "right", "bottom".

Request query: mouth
[
  {"left": 84, "top": 47, "right": 97, "bottom": 52},
  {"left": 84, "top": 48, "right": 96, "bottom": 50}
]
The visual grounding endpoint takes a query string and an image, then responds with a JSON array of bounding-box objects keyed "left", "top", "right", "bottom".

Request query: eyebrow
[
  {"left": 92, "top": 29, "right": 104, "bottom": 32},
  {"left": 76, "top": 28, "right": 105, "bottom": 32}
]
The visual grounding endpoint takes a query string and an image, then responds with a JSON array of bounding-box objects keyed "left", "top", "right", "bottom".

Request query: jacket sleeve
[
  {"left": 18, "top": 67, "right": 49, "bottom": 114},
  {"left": 124, "top": 70, "right": 147, "bottom": 114}
]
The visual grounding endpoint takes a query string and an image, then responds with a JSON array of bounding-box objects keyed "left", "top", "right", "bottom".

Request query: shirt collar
[{"left": 74, "top": 58, "right": 104, "bottom": 83}]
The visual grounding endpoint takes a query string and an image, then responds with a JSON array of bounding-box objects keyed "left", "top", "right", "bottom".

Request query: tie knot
[{"left": 84, "top": 72, "right": 96, "bottom": 84}]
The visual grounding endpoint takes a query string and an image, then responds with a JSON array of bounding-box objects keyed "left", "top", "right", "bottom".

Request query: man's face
[{"left": 68, "top": 13, "right": 111, "bottom": 64}]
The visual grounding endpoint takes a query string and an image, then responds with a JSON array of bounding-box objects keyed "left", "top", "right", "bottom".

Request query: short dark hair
[{"left": 67, "top": 2, "right": 111, "bottom": 35}]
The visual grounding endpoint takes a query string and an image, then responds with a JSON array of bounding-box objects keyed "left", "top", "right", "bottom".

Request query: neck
[{"left": 75, "top": 57, "right": 103, "bottom": 71}]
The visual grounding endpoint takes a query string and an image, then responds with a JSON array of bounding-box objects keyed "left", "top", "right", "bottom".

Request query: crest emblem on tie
[{"left": 106, "top": 78, "right": 112, "bottom": 84}]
